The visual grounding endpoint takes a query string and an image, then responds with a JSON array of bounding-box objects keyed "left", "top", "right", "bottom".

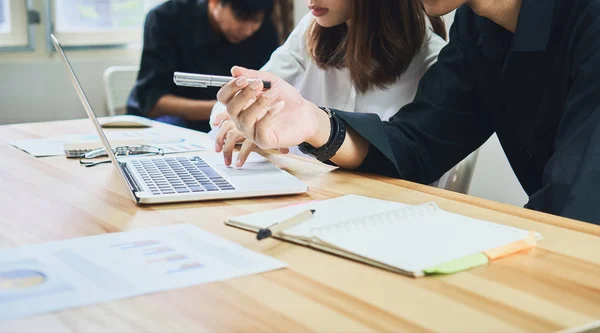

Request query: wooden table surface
[{"left": 1, "top": 119, "right": 599, "bottom": 333}]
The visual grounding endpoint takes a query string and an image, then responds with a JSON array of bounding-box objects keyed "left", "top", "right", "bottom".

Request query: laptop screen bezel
[{"left": 51, "top": 34, "right": 139, "bottom": 203}]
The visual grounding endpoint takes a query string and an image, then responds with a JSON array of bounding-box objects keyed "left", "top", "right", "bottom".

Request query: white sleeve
[
  {"left": 422, "top": 28, "right": 448, "bottom": 70},
  {"left": 208, "top": 14, "right": 314, "bottom": 136}
]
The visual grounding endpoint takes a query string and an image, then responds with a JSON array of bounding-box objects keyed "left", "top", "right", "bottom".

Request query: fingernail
[
  {"left": 236, "top": 159, "right": 242, "bottom": 167},
  {"left": 224, "top": 157, "right": 231, "bottom": 166},
  {"left": 215, "top": 142, "right": 220, "bottom": 151},
  {"left": 251, "top": 79, "right": 262, "bottom": 90},
  {"left": 264, "top": 88, "right": 278, "bottom": 99},
  {"left": 236, "top": 77, "right": 247, "bottom": 87}
]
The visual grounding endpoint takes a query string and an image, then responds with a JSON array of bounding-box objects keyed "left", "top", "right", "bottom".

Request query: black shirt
[
  {"left": 333, "top": 0, "right": 600, "bottom": 225},
  {"left": 127, "top": 0, "right": 279, "bottom": 132}
]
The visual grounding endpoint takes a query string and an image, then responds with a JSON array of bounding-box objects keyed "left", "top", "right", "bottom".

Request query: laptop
[{"left": 51, "top": 34, "right": 308, "bottom": 205}]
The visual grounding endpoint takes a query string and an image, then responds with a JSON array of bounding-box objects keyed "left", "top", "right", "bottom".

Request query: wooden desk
[{"left": 1, "top": 119, "right": 599, "bottom": 333}]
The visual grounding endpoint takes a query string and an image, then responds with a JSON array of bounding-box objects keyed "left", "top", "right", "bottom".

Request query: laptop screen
[{"left": 51, "top": 34, "right": 138, "bottom": 203}]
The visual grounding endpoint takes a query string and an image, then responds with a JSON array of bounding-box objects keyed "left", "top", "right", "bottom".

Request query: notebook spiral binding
[{"left": 309, "top": 202, "right": 440, "bottom": 237}]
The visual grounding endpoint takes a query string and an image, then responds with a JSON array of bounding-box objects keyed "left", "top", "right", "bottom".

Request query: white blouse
[{"left": 209, "top": 13, "right": 447, "bottom": 156}]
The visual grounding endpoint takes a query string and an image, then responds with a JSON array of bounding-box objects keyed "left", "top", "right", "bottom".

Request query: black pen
[{"left": 257, "top": 209, "right": 316, "bottom": 240}]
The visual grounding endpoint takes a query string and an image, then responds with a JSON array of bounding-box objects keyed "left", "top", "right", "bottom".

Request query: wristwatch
[{"left": 298, "top": 107, "right": 346, "bottom": 162}]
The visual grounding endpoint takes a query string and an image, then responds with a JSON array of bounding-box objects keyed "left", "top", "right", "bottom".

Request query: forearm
[
  {"left": 305, "top": 104, "right": 370, "bottom": 169},
  {"left": 149, "top": 94, "right": 216, "bottom": 121}
]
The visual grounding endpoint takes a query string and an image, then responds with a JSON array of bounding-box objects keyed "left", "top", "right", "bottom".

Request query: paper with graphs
[
  {"left": 9, "top": 131, "right": 205, "bottom": 157},
  {"left": 0, "top": 224, "right": 286, "bottom": 320}
]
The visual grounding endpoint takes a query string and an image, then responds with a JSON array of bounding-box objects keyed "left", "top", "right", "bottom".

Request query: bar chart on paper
[
  {"left": 110, "top": 239, "right": 204, "bottom": 275},
  {"left": 0, "top": 224, "right": 287, "bottom": 320}
]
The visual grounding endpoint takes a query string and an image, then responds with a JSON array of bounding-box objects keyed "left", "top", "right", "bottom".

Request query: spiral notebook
[{"left": 226, "top": 195, "right": 542, "bottom": 277}]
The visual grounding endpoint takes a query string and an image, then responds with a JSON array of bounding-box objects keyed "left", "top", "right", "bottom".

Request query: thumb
[{"left": 231, "top": 66, "right": 277, "bottom": 82}]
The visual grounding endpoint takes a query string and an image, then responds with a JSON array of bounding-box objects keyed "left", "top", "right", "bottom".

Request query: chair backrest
[
  {"left": 436, "top": 149, "right": 480, "bottom": 194},
  {"left": 103, "top": 66, "right": 139, "bottom": 116}
]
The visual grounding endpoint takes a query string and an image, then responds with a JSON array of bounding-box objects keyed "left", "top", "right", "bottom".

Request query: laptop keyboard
[{"left": 131, "top": 156, "right": 235, "bottom": 195}]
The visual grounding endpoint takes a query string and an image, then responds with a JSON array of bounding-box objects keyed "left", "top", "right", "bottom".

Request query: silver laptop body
[{"left": 51, "top": 34, "right": 308, "bottom": 205}]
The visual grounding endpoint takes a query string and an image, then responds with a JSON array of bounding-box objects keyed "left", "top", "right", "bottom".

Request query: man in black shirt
[
  {"left": 216, "top": 0, "right": 600, "bottom": 225},
  {"left": 127, "top": 0, "right": 278, "bottom": 133}
]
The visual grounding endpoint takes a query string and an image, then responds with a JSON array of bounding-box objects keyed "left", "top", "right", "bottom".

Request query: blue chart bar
[{"left": 112, "top": 240, "right": 160, "bottom": 250}]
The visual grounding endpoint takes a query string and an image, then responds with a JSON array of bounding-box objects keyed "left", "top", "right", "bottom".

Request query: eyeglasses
[{"left": 79, "top": 145, "right": 164, "bottom": 167}]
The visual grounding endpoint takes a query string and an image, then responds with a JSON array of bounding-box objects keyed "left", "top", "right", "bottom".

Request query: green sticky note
[{"left": 423, "top": 253, "right": 489, "bottom": 275}]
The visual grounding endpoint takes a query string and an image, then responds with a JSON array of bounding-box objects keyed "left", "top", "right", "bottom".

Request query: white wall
[
  {"left": 0, "top": 1, "right": 141, "bottom": 123},
  {"left": 294, "top": 0, "right": 308, "bottom": 24},
  {"left": 469, "top": 135, "right": 528, "bottom": 206},
  {"left": 0, "top": 54, "right": 140, "bottom": 124},
  {"left": 0, "top": 1, "right": 528, "bottom": 208}
]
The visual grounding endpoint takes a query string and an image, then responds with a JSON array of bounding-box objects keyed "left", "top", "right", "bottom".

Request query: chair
[
  {"left": 103, "top": 66, "right": 139, "bottom": 116},
  {"left": 436, "top": 149, "right": 480, "bottom": 194}
]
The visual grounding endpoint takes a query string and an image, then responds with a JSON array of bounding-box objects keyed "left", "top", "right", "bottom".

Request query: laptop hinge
[{"left": 120, "top": 161, "right": 142, "bottom": 194}]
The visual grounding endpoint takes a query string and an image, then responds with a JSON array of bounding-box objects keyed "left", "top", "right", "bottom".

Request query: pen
[
  {"left": 173, "top": 72, "right": 271, "bottom": 89},
  {"left": 257, "top": 209, "right": 316, "bottom": 240}
]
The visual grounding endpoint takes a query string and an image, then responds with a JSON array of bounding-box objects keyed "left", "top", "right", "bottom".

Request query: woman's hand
[
  {"left": 214, "top": 118, "right": 246, "bottom": 166},
  {"left": 216, "top": 66, "right": 329, "bottom": 151},
  {"left": 214, "top": 117, "right": 290, "bottom": 167},
  {"left": 217, "top": 66, "right": 367, "bottom": 170}
]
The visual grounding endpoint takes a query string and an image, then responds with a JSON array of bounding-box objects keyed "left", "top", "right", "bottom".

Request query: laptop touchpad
[{"left": 217, "top": 162, "right": 281, "bottom": 177}]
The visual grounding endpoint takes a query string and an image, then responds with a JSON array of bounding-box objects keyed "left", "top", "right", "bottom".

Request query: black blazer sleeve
[{"left": 332, "top": 17, "right": 494, "bottom": 184}]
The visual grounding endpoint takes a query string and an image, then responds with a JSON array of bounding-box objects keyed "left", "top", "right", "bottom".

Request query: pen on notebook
[
  {"left": 173, "top": 72, "right": 271, "bottom": 89},
  {"left": 257, "top": 209, "right": 316, "bottom": 241}
]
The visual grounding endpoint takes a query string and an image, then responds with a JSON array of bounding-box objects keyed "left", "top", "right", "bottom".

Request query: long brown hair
[{"left": 307, "top": 0, "right": 446, "bottom": 93}]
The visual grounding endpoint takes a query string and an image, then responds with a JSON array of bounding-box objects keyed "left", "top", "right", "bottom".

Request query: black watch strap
[{"left": 298, "top": 107, "right": 346, "bottom": 162}]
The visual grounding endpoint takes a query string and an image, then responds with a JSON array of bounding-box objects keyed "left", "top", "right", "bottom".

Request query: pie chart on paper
[{"left": 0, "top": 269, "right": 47, "bottom": 290}]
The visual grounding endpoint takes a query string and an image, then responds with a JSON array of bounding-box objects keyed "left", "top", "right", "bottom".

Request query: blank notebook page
[
  {"left": 229, "top": 195, "right": 406, "bottom": 236},
  {"left": 313, "top": 203, "right": 530, "bottom": 273}
]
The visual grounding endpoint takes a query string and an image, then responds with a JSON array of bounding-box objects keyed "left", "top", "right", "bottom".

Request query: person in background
[
  {"left": 126, "top": 0, "right": 279, "bottom": 133},
  {"left": 211, "top": 0, "right": 448, "bottom": 173},
  {"left": 217, "top": 0, "right": 600, "bottom": 225}
]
